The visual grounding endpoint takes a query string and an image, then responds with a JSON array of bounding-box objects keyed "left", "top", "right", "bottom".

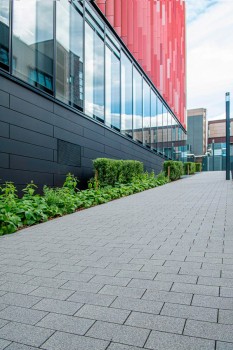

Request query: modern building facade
[
  {"left": 187, "top": 108, "right": 207, "bottom": 157},
  {"left": 208, "top": 119, "right": 233, "bottom": 158},
  {"left": 0, "top": 0, "right": 187, "bottom": 190}
]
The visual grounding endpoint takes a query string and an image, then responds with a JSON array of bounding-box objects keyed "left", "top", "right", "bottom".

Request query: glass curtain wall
[
  {"left": 0, "top": 0, "right": 10, "bottom": 70},
  {"left": 121, "top": 52, "right": 133, "bottom": 138},
  {"left": 12, "top": 0, "right": 54, "bottom": 94},
  {"left": 2, "top": 0, "right": 185, "bottom": 160},
  {"left": 151, "top": 91, "right": 157, "bottom": 150},
  {"left": 133, "top": 67, "right": 143, "bottom": 143},
  {"left": 157, "top": 98, "right": 163, "bottom": 153},
  {"left": 143, "top": 80, "right": 151, "bottom": 147},
  {"left": 167, "top": 112, "right": 172, "bottom": 158},
  {"left": 105, "top": 45, "right": 120, "bottom": 130},
  {"left": 85, "top": 22, "right": 104, "bottom": 122},
  {"left": 56, "top": 0, "right": 83, "bottom": 109}
]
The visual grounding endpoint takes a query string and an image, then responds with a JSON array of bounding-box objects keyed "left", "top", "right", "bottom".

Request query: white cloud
[{"left": 186, "top": 0, "right": 233, "bottom": 120}]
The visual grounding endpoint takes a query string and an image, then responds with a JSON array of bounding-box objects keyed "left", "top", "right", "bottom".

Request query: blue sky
[{"left": 186, "top": 0, "right": 233, "bottom": 120}]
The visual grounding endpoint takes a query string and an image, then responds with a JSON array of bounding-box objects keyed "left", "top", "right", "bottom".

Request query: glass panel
[
  {"left": 167, "top": 112, "right": 172, "bottom": 158},
  {"left": 0, "top": 0, "right": 9, "bottom": 71},
  {"left": 157, "top": 98, "right": 163, "bottom": 153},
  {"left": 163, "top": 107, "right": 168, "bottom": 156},
  {"left": 12, "top": 0, "right": 54, "bottom": 94},
  {"left": 133, "top": 67, "right": 143, "bottom": 143},
  {"left": 151, "top": 91, "right": 157, "bottom": 150},
  {"left": 121, "top": 52, "right": 132, "bottom": 138},
  {"left": 85, "top": 22, "right": 104, "bottom": 121},
  {"left": 105, "top": 46, "right": 120, "bottom": 130},
  {"left": 56, "top": 0, "right": 84, "bottom": 109},
  {"left": 143, "top": 80, "right": 151, "bottom": 147}
]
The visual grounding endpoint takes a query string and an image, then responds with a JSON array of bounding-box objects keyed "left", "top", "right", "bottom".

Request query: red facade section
[{"left": 95, "top": 0, "right": 186, "bottom": 128}]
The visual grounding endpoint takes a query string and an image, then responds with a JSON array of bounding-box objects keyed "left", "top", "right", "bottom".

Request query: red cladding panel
[{"left": 95, "top": 0, "right": 186, "bottom": 128}]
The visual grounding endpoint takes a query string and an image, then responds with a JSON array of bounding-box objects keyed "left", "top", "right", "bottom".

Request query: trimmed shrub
[
  {"left": 195, "top": 163, "right": 202, "bottom": 172},
  {"left": 184, "top": 162, "right": 196, "bottom": 175},
  {"left": 93, "top": 158, "right": 144, "bottom": 186},
  {"left": 163, "top": 161, "right": 184, "bottom": 181}
]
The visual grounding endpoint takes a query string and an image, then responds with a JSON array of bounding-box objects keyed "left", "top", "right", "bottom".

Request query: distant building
[
  {"left": 187, "top": 108, "right": 207, "bottom": 157},
  {"left": 208, "top": 119, "right": 233, "bottom": 156}
]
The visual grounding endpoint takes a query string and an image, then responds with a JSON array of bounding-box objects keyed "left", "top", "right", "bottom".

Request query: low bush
[
  {"left": 93, "top": 158, "right": 144, "bottom": 187},
  {"left": 195, "top": 163, "right": 202, "bottom": 172},
  {"left": 0, "top": 171, "right": 169, "bottom": 236},
  {"left": 163, "top": 161, "right": 184, "bottom": 181},
  {"left": 184, "top": 162, "right": 196, "bottom": 175}
]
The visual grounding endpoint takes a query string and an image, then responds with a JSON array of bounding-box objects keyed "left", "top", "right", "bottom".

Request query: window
[
  {"left": 143, "top": 80, "right": 151, "bottom": 147},
  {"left": 151, "top": 91, "right": 157, "bottom": 150},
  {"left": 163, "top": 107, "right": 168, "bottom": 156},
  {"left": 56, "top": 0, "right": 84, "bottom": 109},
  {"left": 133, "top": 67, "right": 143, "bottom": 143},
  {"left": 121, "top": 52, "right": 132, "bottom": 138},
  {"left": 85, "top": 22, "right": 104, "bottom": 122},
  {"left": 12, "top": 0, "right": 54, "bottom": 94},
  {"left": 0, "top": 0, "right": 10, "bottom": 71},
  {"left": 105, "top": 46, "right": 120, "bottom": 130},
  {"left": 157, "top": 98, "right": 163, "bottom": 153}
]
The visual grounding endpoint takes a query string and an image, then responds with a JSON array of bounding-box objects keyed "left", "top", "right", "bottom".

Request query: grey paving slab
[
  {"left": 75, "top": 304, "right": 130, "bottom": 324},
  {"left": 32, "top": 298, "right": 83, "bottom": 315},
  {"left": 0, "top": 172, "right": 232, "bottom": 349},
  {"left": 98, "top": 285, "right": 145, "bottom": 299},
  {"left": 111, "top": 296, "right": 163, "bottom": 314},
  {"left": 142, "top": 290, "right": 193, "bottom": 305},
  {"left": 36, "top": 312, "right": 94, "bottom": 335},
  {"left": 0, "top": 339, "right": 11, "bottom": 350},
  {"left": 41, "top": 331, "right": 109, "bottom": 350},
  {"left": 86, "top": 320, "right": 150, "bottom": 347},
  {"left": 67, "top": 291, "right": 116, "bottom": 306},
  {"left": 161, "top": 302, "right": 218, "bottom": 322},
  {"left": 29, "top": 286, "right": 75, "bottom": 300},
  {"left": 3, "top": 343, "right": 39, "bottom": 350},
  {"left": 125, "top": 311, "right": 185, "bottom": 334},
  {"left": 145, "top": 331, "right": 215, "bottom": 350},
  {"left": 0, "top": 322, "right": 54, "bottom": 347},
  {"left": 216, "top": 342, "right": 233, "bottom": 349},
  {"left": 0, "top": 306, "right": 47, "bottom": 325},
  {"left": 0, "top": 293, "right": 41, "bottom": 308},
  {"left": 171, "top": 282, "right": 219, "bottom": 296},
  {"left": 184, "top": 320, "right": 233, "bottom": 342}
]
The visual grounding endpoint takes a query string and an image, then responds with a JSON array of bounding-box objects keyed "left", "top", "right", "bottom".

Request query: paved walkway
[{"left": 0, "top": 172, "right": 233, "bottom": 350}]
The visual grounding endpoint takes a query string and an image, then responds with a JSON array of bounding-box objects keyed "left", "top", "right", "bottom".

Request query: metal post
[
  {"left": 212, "top": 139, "right": 215, "bottom": 171},
  {"left": 226, "top": 92, "right": 231, "bottom": 180}
]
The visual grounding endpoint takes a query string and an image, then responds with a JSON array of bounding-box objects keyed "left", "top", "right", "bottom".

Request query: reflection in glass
[
  {"left": 166, "top": 112, "right": 172, "bottom": 158},
  {"left": 56, "top": 0, "right": 83, "bottom": 109},
  {"left": 0, "top": 0, "right": 9, "bottom": 70},
  {"left": 133, "top": 67, "right": 143, "bottom": 143},
  {"left": 12, "top": 0, "right": 54, "bottom": 94},
  {"left": 157, "top": 98, "right": 163, "bottom": 153},
  {"left": 85, "top": 22, "right": 104, "bottom": 121},
  {"left": 163, "top": 107, "right": 168, "bottom": 156},
  {"left": 121, "top": 52, "right": 132, "bottom": 138},
  {"left": 151, "top": 91, "right": 157, "bottom": 150},
  {"left": 105, "top": 46, "right": 120, "bottom": 130},
  {"left": 143, "top": 80, "right": 151, "bottom": 146}
]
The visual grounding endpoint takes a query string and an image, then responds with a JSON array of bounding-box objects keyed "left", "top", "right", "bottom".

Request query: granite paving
[{"left": 0, "top": 171, "right": 232, "bottom": 349}]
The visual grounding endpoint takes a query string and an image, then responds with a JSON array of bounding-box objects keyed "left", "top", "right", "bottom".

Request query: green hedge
[
  {"left": 184, "top": 162, "right": 196, "bottom": 175},
  {"left": 163, "top": 161, "right": 184, "bottom": 181},
  {"left": 93, "top": 158, "right": 144, "bottom": 186},
  {"left": 195, "top": 163, "right": 202, "bottom": 172}
]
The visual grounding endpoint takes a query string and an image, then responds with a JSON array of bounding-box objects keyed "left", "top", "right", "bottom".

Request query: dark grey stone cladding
[{"left": 0, "top": 75, "right": 164, "bottom": 192}]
